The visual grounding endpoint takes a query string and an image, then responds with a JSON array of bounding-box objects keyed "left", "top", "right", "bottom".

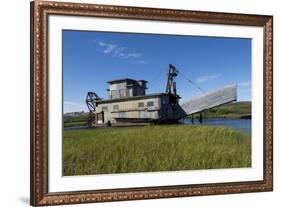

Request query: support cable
[{"left": 178, "top": 71, "right": 206, "bottom": 93}]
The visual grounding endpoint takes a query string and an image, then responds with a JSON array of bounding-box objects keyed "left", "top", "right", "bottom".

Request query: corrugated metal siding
[
  {"left": 180, "top": 84, "right": 237, "bottom": 115},
  {"left": 96, "top": 97, "right": 161, "bottom": 123}
]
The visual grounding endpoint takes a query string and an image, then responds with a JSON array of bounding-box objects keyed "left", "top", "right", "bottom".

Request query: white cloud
[
  {"left": 96, "top": 41, "right": 118, "bottom": 54},
  {"left": 94, "top": 40, "right": 144, "bottom": 61},
  {"left": 64, "top": 101, "right": 87, "bottom": 113},
  {"left": 126, "top": 52, "right": 143, "bottom": 58},
  {"left": 196, "top": 74, "right": 220, "bottom": 83},
  {"left": 64, "top": 101, "right": 80, "bottom": 105},
  {"left": 134, "top": 60, "right": 148, "bottom": 64},
  {"left": 238, "top": 81, "right": 251, "bottom": 87}
]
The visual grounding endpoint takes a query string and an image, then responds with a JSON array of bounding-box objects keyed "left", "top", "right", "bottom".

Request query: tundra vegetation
[{"left": 63, "top": 125, "right": 251, "bottom": 176}]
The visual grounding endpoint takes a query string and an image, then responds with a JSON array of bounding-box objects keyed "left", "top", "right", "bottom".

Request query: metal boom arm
[
  {"left": 86, "top": 92, "right": 101, "bottom": 114},
  {"left": 85, "top": 92, "right": 102, "bottom": 126},
  {"left": 165, "top": 64, "right": 179, "bottom": 96}
]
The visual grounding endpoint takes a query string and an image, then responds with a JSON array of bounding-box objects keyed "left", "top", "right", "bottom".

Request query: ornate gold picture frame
[{"left": 30, "top": 1, "right": 273, "bottom": 206}]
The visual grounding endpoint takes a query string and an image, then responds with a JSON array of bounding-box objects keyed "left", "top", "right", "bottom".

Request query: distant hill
[
  {"left": 63, "top": 113, "right": 89, "bottom": 128},
  {"left": 64, "top": 111, "right": 88, "bottom": 117},
  {"left": 193, "top": 101, "right": 251, "bottom": 119}
]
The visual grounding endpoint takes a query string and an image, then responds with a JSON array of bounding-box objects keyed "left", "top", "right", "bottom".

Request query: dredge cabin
[
  {"left": 86, "top": 64, "right": 237, "bottom": 127},
  {"left": 92, "top": 78, "right": 185, "bottom": 126}
]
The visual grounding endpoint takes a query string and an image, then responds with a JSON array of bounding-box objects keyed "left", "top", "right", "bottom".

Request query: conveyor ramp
[{"left": 180, "top": 84, "right": 237, "bottom": 115}]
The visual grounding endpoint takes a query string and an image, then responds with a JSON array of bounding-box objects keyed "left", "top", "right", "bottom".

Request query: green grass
[
  {"left": 192, "top": 101, "right": 251, "bottom": 119},
  {"left": 63, "top": 125, "right": 251, "bottom": 176}
]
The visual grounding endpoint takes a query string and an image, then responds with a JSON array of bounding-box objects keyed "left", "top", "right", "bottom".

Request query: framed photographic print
[{"left": 30, "top": 0, "right": 273, "bottom": 206}]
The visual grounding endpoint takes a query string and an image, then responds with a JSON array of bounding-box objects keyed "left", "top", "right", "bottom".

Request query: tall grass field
[{"left": 63, "top": 125, "right": 251, "bottom": 176}]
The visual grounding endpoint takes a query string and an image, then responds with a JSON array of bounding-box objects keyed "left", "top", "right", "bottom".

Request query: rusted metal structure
[
  {"left": 85, "top": 92, "right": 102, "bottom": 126},
  {"left": 86, "top": 64, "right": 237, "bottom": 126}
]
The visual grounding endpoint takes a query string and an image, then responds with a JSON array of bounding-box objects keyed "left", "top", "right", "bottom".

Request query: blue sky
[{"left": 63, "top": 30, "right": 251, "bottom": 113}]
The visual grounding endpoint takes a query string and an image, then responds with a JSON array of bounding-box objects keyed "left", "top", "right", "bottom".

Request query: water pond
[{"left": 180, "top": 118, "right": 251, "bottom": 135}]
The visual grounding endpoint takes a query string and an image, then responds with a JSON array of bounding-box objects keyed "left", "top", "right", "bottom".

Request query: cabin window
[
  {"left": 119, "top": 89, "right": 125, "bottom": 98},
  {"left": 110, "top": 90, "right": 117, "bottom": 99},
  {"left": 101, "top": 106, "right": 108, "bottom": 112},
  {"left": 147, "top": 101, "right": 154, "bottom": 107},
  {"left": 128, "top": 89, "right": 133, "bottom": 97},
  {"left": 139, "top": 111, "right": 147, "bottom": 118},
  {"left": 138, "top": 102, "right": 144, "bottom": 108},
  {"left": 113, "top": 105, "right": 119, "bottom": 111},
  {"left": 119, "top": 112, "right": 126, "bottom": 118}
]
